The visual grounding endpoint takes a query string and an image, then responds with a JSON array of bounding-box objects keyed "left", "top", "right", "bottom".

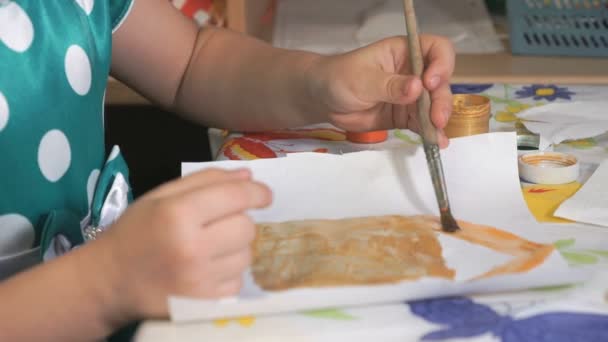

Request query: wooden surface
[{"left": 453, "top": 53, "right": 608, "bottom": 84}]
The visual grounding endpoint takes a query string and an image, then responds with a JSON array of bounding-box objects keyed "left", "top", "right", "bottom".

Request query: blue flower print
[
  {"left": 450, "top": 84, "right": 494, "bottom": 94},
  {"left": 408, "top": 297, "right": 608, "bottom": 341},
  {"left": 515, "top": 85, "right": 575, "bottom": 101}
]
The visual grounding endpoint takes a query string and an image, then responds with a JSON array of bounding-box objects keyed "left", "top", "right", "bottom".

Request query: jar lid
[{"left": 518, "top": 152, "right": 579, "bottom": 184}]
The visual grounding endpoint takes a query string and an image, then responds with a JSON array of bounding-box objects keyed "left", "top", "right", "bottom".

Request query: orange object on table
[{"left": 346, "top": 130, "right": 388, "bottom": 144}]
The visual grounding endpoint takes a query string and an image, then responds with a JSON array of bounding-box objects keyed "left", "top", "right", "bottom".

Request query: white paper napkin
[
  {"left": 518, "top": 102, "right": 608, "bottom": 151},
  {"left": 554, "top": 160, "right": 608, "bottom": 228}
]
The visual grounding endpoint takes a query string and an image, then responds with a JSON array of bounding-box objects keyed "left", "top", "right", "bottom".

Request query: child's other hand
[
  {"left": 309, "top": 35, "right": 455, "bottom": 148},
  {"left": 98, "top": 168, "right": 271, "bottom": 320}
]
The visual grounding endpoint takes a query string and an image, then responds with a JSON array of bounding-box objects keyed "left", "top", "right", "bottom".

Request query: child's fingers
[
  {"left": 175, "top": 274, "right": 244, "bottom": 300},
  {"left": 204, "top": 214, "right": 256, "bottom": 259},
  {"left": 213, "top": 278, "right": 244, "bottom": 298},
  {"left": 366, "top": 72, "right": 422, "bottom": 105},
  {"left": 405, "top": 107, "right": 449, "bottom": 149},
  {"left": 210, "top": 249, "right": 253, "bottom": 283},
  {"left": 437, "top": 129, "right": 450, "bottom": 149},
  {"left": 148, "top": 168, "right": 251, "bottom": 200},
  {"left": 429, "top": 84, "right": 453, "bottom": 129},
  {"left": 420, "top": 35, "right": 455, "bottom": 91},
  {"left": 391, "top": 103, "right": 415, "bottom": 129},
  {"left": 176, "top": 180, "right": 272, "bottom": 226}
]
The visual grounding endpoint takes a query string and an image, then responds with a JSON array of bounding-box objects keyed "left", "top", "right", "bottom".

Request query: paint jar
[
  {"left": 515, "top": 121, "right": 540, "bottom": 151},
  {"left": 444, "top": 94, "right": 491, "bottom": 139},
  {"left": 346, "top": 130, "right": 388, "bottom": 144}
]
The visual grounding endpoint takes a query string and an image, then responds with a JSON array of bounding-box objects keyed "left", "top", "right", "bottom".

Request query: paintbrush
[{"left": 402, "top": 0, "right": 460, "bottom": 233}]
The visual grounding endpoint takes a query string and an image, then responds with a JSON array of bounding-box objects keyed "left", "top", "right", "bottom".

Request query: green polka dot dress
[{"left": 0, "top": 0, "right": 134, "bottom": 279}]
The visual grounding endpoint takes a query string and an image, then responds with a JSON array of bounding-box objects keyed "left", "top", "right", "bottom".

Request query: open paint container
[
  {"left": 445, "top": 94, "right": 491, "bottom": 138},
  {"left": 515, "top": 122, "right": 540, "bottom": 151}
]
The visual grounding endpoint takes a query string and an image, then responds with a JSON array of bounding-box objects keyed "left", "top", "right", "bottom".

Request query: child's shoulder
[{"left": 0, "top": 1, "right": 133, "bottom": 41}]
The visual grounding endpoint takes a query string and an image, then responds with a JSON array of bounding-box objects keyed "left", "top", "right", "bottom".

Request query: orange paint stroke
[
  {"left": 474, "top": 246, "right": 554, "bottom": 279},
  {"left": 423, "top": 215, "right": 555, "bottom": 280}
]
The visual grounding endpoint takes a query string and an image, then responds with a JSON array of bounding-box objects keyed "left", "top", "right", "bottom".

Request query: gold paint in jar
[{"left": 444, "top": 94, "right": 491, "bottom": 139}]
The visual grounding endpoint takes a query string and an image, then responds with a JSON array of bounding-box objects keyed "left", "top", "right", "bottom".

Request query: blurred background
[{"left": 105, "top": 0, "right": 606, "bottom": 197}]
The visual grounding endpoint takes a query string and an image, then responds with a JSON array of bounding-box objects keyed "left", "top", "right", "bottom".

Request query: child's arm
[
  {"left": 111, "top": 1, "right": 455, "bottom": 146},
  {"left": 0, "top": 169, "right": 271, "bottom": 341},
  {"left": 0, "top": 235, "right": 127, "bottom": 340}
]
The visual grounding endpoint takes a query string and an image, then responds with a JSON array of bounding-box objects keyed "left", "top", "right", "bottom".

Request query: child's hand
[
  {"left": 98, "top": 168, "right": 271, "bottom": 320},
  {"left": 308, "top": 34, "right": 455, "bottom": 148}
]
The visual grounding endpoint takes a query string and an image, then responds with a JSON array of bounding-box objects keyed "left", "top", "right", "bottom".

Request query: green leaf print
[
  {"left": 560, "top": 251, "right": 599, "bottom": 265},
  {"left": 587, "top": 250, "right": 608, "bottom": 258},
  {"left": 554, "top": 239, "right": 576, "bottom": 249},
  {"left": 301, "top": 309, "right": 356, "bottom": 320},
  {"left": 394, "top": 130, "right": 421, "bottom": 145},
  {"left": 531, "top": 284, "right": 577, "bottom": 292},
  {"left": 553, "top": 239, "right": 606, "bottom": 266}
]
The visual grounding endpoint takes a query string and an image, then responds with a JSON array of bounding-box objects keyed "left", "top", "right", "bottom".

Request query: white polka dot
[
  {"left": 87, "top": 169, "right": 100, "bottom": 208},
  {"left": 65, "top": 45, "right": 92, "bottom": 96},
  {"left": 74, "top": 0, "right": 95, "bottom": 15},
  {"left": 0, "top": 214, "right": 35, "bottom": 256},
  {"left": 0, "top": 2, "right": 34, "bottom": 52},
  {"left": 38, "top": 130, "right": 71, "bottom": 182},
  {"left": 0, "top": 91, "right": 8, "bottom": 131},
  {"left": 107, "top": 146, "right": 120, "bottom": 162}
]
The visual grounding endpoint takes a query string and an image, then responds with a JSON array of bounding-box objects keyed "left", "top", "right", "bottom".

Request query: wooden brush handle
[{"left": 402, "top": 0, "right": 437, "bottom": 145}]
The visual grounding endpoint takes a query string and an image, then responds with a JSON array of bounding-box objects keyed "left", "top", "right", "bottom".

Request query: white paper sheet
[
  {"left": 554, "top": 160, "right": 608, "bottom": 228},
  {"left": 174, "top": 133, "right": 584, "bottom": 323},
  {"left": 518, "top": 102, "right": 608, "bottom": 151}
]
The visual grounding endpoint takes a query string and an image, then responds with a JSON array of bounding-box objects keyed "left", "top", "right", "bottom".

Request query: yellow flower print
[
  {"left": 494, "top": 103, "right": 532, "bottom": 123},
  {"left": 522, "top": 183, "right": 582, "bottom": 223},
  {"left": 213, "top": 316, "right": 256, "bottom": 328},
  {"left": 535, "top": 87, "right": 555, "bottom": 97},
  {"left": 560, "top": 138, "right": 598, "bottom": 150},
  {"left": 494, "top": 102, "right": 546, "bottom": 123}
]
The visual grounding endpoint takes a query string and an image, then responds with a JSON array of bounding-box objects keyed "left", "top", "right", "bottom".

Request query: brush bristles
[{"left": 440, "top": 211, "right": 461, "bottom": 233}]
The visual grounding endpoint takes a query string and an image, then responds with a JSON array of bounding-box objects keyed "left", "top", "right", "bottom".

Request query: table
[{"left": 135, "top": 83, "right": 608, "bottom": 341}]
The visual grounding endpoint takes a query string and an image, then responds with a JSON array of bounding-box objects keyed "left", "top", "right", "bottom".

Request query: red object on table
[{"left": 171, "top": 0, "right": 225, "bottom": 26}]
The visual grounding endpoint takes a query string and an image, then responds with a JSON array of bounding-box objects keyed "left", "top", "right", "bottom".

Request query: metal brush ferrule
[{"left": 423, "top": 143, "right": 450, "bottom": 211}]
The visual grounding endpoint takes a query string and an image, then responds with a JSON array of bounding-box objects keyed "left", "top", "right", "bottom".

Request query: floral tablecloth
[{"left": 136, "top": 84, "right": 608, "bottom": 342}]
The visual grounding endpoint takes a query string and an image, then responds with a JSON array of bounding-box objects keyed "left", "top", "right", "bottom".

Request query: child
[{"left": 0, "top": 1, "right": 455, "bottom": 340}]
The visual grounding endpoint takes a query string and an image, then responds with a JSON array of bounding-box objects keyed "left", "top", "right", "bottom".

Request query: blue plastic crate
[{"left": 507, "top": 0, "right": 608, "bottom": 57}]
